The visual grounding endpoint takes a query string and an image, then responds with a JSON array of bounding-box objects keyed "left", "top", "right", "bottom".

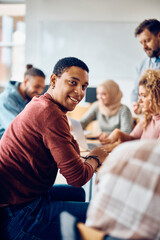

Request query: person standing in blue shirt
[
  {"left": 131, "top": 19, "right": 160, "bottom": 114},
  {"left": 0, "top": 64, "right": 45, "bottom": 139}
]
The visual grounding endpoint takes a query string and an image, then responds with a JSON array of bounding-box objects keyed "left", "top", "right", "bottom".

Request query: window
[{"left": 0, "top": 3, "right": 25, "bottom": 91}]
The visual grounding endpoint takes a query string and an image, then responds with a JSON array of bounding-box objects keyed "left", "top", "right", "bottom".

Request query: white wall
[
  {"left": 25, "top": 0, "right": 160, "bottom": 109},
  {"left": 26, "top": 0, "right": 160, "bottom": 22}
]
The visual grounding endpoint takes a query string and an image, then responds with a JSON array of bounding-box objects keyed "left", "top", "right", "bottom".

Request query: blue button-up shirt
[
  {"left": 131, "top": 57, "right": 160, "bottom": 102},
  {"left": 0, "top": 81, "right": 28, "bottom": 138}
]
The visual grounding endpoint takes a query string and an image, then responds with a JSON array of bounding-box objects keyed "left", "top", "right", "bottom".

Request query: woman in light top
[
  {"left": 103, "top": 69, "right": 160, "bottom": 147},
  {"left": 80, "top": 79, "right": 133, "bottom": 143}
]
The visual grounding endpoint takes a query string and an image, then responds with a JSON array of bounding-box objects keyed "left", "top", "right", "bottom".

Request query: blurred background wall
[{"left": 0, "top": 0, "right": 160, "bottom": 108}]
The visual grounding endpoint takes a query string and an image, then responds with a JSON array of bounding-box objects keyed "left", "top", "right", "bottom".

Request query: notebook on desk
[{"left": 69, "top": 117, "right": 101, "bottom": 151}]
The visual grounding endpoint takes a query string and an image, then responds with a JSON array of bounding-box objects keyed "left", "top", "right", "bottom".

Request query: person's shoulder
[
  {"left": 1, "top": 81, "right": 19, "bottom": 94},
  {"left": 40, "top": 93, "right": 58, "bottom": 109},
  {"left": 137, "top": 57, "right": 150, "bottom": 71},
  {"left": 84, "top": 101, "right": 99, "bottom": 113},
  {"left": 0, "top": 82, "right": 23, "bottom": 106},
  {"left": 137, "top": 56, "right": 149, "bottom": 65},
  {"left": 120, "top": 104, "right": 131, "bottom": 112},
  {"left": 8, "top": 80, "right": 18, "bottom": 85},
  {"left": 30, "top": 93, "right": 54, "bottom": 108},
  {"left": 0, "top": 81, "right": 16, "bottom": 99},
  {"left": 6, "top": 81, "right": 19, "bottom": 89},
  {"left": 91, "top": 101, "right": 99, "bottom": 110},
  {"left": 31, "top": 93, "right": 65, "bottom": 118}
]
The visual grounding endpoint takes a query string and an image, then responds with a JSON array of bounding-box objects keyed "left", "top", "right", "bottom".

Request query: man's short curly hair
[
  {"left": 135, "top": 19, "right": 160, "bottom": 37},
  {"left": 139, "top": 69, "right": 160, "bottom": 128},
  {"left": 53, "top": 57, "right": 89, "bottom": 77}
]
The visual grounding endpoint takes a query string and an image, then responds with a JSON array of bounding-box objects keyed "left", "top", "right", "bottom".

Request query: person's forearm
[
  {"left": 110, "top": 128, "right": 135, "bottom": 143},
  {"left": 120, "top": 131, "right": 136, "bottom": 142},
  {"left": 83, "top": 146, "right": 108, "bottom": 171}
]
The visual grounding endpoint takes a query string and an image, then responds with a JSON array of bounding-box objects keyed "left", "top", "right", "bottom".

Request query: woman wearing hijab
[{"left": 80, "top": 80, "right": 133, "bottom": 144}]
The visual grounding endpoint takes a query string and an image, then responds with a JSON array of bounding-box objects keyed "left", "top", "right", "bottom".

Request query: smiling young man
[
  {"left": 49, "top": 65, "right": 88, "bottom": 112},
  {"left": 131, "top": 19, "right": 160, "bottom": 114},
  {"left": 0, "top": 57, "right": 108, "bottom": 240}
]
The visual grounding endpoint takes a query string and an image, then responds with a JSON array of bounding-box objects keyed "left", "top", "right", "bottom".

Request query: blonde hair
[{"left": 139, "top": 69, "right": 160, "bottom": 128}]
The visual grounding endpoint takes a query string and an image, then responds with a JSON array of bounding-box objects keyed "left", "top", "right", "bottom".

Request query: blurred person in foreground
[
  {"left": 60, "top": 139, "right": 160, "bottom": 240},
  {"left": 0, "top": 64, "right": 46, "bottom": 138},
  {"left": 85, "top": 139, "right": 160, "bottom": 239},
  {"left": 0, "top": 57, "right": 108, "bottom": 240}
]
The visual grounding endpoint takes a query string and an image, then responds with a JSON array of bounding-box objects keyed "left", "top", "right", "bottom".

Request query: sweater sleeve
[
  {"left": 130, "top": 120, "right": 143, "bottom": 139},
  {"left": 43, "top": 113, "right": 94, "bottom": 187},
  {"left": 80, "top": 102, "right": 98, "bottom": 129},
  {"left": 119, "top": 105, "right": 133, "bottom": 133}
]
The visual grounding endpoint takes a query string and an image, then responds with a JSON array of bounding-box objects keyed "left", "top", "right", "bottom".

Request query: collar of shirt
[{"left": 151, "top": 56, "right": 160, "bottom": 63}]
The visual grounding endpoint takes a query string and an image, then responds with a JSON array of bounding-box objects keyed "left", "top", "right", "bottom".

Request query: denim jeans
[{"left": 0, "top": 185, "right": 89, "bottom": 240}]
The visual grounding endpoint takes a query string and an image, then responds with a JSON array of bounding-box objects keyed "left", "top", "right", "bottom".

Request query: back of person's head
[
  {"left": 53, "top": 57, "right": 89, "bottom": 77},
  {"left": 135, "top": 19, "right": 160, "bottom": 36},
  {"left": 24, "top": 64, "right": 46, "bottom": 79}
]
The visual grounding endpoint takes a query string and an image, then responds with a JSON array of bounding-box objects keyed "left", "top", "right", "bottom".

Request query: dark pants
[{"left": 0, "top": 185, "right": 89, "bottom": 240}]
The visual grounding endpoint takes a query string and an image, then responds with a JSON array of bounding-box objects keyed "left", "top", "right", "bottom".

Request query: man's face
[
  {"left": 138, "top": 28, "right": 160, "bottom": 58},
  {"left": 25, "top": 75, "right": 45, "bottom": 101},
  {"left": 50, "top": 66, "right": 89, "bottom": 112}
]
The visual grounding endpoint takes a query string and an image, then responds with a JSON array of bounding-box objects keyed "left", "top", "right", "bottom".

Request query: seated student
[
  {"left": 80, "top": 80, "right": 132, "bottom": 142},
  {"left": 85, "top": 139, "right": 160, "bottom": 239},
  {"left": 100, "top": 69, "right": 160, "bottom": 146},
  {"left": 0, "top": 64, "right": 46, "bottom": 139},
  {"left": 0, "top": 57, "right": 108, "bottom": 240}
]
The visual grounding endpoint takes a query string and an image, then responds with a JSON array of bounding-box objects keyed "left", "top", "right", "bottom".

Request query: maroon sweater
[{"left": 0, "top": 93, "right": 93, "bottom": 206}]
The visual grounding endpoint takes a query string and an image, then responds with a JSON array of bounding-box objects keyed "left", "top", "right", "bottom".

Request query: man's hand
[{"left": 89, "top": 146, "right": 109, "bottom": 165}]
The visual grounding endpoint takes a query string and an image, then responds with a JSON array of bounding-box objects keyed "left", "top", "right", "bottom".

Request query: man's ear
[
  {"left": 50, "top": 74, "right": 57, "bottom": 88},
  {"left": 23, "top": 77, "right": 29, "bottom": 86}
]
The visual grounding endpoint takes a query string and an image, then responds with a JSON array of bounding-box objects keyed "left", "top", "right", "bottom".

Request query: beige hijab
[{"left": 97, "top": 79, "right": 122, "bottom": 117}]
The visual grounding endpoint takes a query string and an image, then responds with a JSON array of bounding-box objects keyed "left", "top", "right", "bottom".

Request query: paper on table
[
  {"left": 68, "top": 117, "right": 101, "bottom": 151},
  {"left": 69, "top": 117, "right": 88, "bottom": 150}
]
